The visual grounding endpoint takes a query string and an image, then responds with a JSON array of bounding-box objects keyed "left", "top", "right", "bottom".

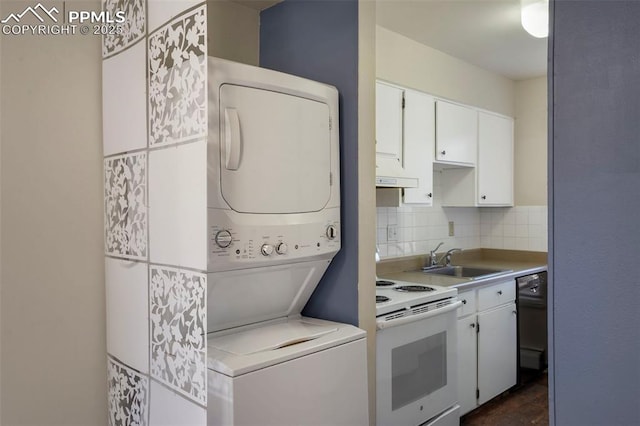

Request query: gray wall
[
  {"left": 550, "top": 1, "right": 640, "bottom": 424},
  {"left": 207, "top": 0, "right": 260, "bottom": 66},
  {"left": 0, "top": 1, "right": 106, "bottom": 422},
  {"left": 259, "top": 0, "right": 360, "bottom": 325}
]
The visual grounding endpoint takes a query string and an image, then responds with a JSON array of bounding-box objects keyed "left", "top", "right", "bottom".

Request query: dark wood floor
[{"left": 461, "top": 370, "right": 548, "bottom": 426}]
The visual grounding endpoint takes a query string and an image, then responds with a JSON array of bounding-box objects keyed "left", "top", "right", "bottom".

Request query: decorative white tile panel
[
  {"left": 105, "top": 152, "right": 147, "bottom": 260},
  {"left": 147, "top": 0, "right": 203, "bottom": 33},
  {"left": 148, "top": 139, "right": 207, "bottom": 270},
  {"left": 150, "top": 266, "right": 206, "bottom": 405},
  {"left": 148, "top": 5, "right": 207, "bottom": 147},
  {"left": 103, "top": 42, "right": 147, "bottom": 156},
  {"left": 106, "top": 258, "right": 149, "bottom": 373},
  {"left": 149, "top": 380, "right": 206, "bottom": 425},
  {"left": 108, "top": 357, "right": 149, "bottom": 426},
  {"left": 103, "top": 0, "right": 146, "bottom": 58}
]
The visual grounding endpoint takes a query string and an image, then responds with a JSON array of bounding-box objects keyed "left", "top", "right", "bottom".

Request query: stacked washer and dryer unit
[{"left": 204, "top": 57, "right": 369, "bottom": 426}]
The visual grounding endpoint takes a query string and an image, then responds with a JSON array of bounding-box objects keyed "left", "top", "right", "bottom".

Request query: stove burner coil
[
  {"left": 376, "top": 280, "right": 395, "bottom": 287},
  {"left": 394, "top": 285, "right": 435, "bottom": 292},
  {"left": 376, "top": 295, "right": 390, "bottom": 303}
]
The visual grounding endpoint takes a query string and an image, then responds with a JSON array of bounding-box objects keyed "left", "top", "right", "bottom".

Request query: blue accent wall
[
  {"left": 260, "top": 0, "right": 360, "bottom": 325},
  {"left": 550, "top": 1, "right": 640, "bottom": 424}
]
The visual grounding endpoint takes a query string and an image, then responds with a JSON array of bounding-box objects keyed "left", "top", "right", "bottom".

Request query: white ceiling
[{"left": 376, "top": 0, "right": 548, "bottom": 81}]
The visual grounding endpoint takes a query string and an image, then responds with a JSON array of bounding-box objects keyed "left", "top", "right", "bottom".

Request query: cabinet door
[
  {"left": 403, "top": 90, "right": 435, "bottom": 204},
  {"left": 376, "top": 82, "right": 403, "bottom": 161},
  {"left": 435, "top": 100, "right": 478, "bottom": 165},
  {"left": 457, "top": 315, "right": 478, "bottom": 416},
  {"left": 477, "top": 112, "right": 513, "bottom": 206},
  {"left": 477, "top": 303, "right": 518, "bottom": 405}
]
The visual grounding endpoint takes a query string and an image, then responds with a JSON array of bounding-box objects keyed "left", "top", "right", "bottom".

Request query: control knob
[
  {"left": 326, "top": 225, "right": 338, "bottom": 240},
  {"left": 261, "top": 244, "right": 274, "bottom": 256},
  {"left": 214, "top": 230, "right": 232, "bottom": 248},
  {"left": 276, "top": 242, "right": 288, "bottom": 255}
]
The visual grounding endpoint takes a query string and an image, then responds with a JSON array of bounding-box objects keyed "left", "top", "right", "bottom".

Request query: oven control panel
[{"left": 207, "top": 208, "right": 340, "bottom": 272}]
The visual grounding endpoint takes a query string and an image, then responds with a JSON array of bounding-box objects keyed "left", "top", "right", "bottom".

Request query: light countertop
[{"left": 377, "top": 249, "right": 547, "bottom": 292}]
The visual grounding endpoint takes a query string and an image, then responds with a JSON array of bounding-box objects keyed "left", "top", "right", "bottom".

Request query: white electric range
[
  {"left": 375, "top": 278, "right": 462, "bottom": 426},
  {"left": 376, "top": 278, "right": 458, "bottom": 317}
]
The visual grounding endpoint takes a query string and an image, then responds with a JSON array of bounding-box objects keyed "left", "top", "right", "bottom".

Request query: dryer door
[{"left": 219, "top": 84, "right": 332, "bottom": 214}]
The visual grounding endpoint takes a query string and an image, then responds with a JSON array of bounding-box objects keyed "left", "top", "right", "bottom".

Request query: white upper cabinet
[
  {"left": 375, "top": 82, "right": 513, "bottom": 206},
  {"left": 477, "top": 112, "right": 514, "bottom": 206},
  {"left": 375, "top": 82, "right": 419, "bottom": 188},
  {"left": 440, "top": 110, "right": 514, "bottom": 208},
  {"left": 403, "top": 89, "right": 435, "bottom": 204},
  {"left": 435, "top": 100, "right": 478, "bottom": 166},
  {"left": 375, "top": 82, "right": 403, "bottom": 162}
]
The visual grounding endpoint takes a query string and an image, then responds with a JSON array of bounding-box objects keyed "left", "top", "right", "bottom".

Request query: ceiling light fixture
[{"left": 521, "top": 0, "right": 549, "bottom": 38}]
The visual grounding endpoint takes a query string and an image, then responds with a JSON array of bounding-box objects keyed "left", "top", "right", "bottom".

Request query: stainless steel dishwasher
[{"left": 517, "top": 271, "right": 548, "bottom": 370}]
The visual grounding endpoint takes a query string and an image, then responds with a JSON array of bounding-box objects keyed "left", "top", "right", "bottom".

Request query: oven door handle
[{"left": 376, "top": 300, "right": 463, "bottom": 330}]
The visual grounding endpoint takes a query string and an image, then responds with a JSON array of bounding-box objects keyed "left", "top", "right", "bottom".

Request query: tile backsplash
[
  {"left": 377, "top": 205, "right": 547, "bottom": 259},
  {"left": 376, "top": 205, "right": 480, "bottom": 258},
  {"left": 377, "top": 176, "right": 548, "bottom": 259},
  {"left": 480, "top": 206, "right": 547, "bottom": 252}
]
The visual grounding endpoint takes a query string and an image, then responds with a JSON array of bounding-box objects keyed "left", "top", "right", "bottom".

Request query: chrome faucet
[
  {"left": 428, "top": 242, "right": 444, "bottom": 267},
  {"left": 439, "top": 248, "right": 462, "bottom": 266}
]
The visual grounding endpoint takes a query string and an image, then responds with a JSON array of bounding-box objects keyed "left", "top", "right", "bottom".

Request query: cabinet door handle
[
  {"left": 497, "top": 290, "right": 503, "bottom": 295},
  {"left": 462, "top": 299, "right": 467, "bottom": 304},
  {"left": 470, "top": 323, "right": 475, "bottom": 328},
  {"left": 481, "top": 195, "right": 487, "bottom": 200},
  {"left": 427, "top": 193, "right": 433, "bottom": 198},
  {"left": 513, "top": 310, "right": 517, "bottom": 315},
  {"left": 440, "top": 150, "right": 446, "bottom": 155}
]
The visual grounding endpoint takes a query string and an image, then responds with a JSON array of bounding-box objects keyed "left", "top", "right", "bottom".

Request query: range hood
[
  {"left": 375, "top": 174, "right": 418, "bottom": 188},
  {"left": 375, "top": 157, "right": 418, "bottom": 188}
]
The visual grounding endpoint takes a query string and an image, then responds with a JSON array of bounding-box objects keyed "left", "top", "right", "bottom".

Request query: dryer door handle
[{"left": 224, "top": 108, "right": 242, "bottom": 170}]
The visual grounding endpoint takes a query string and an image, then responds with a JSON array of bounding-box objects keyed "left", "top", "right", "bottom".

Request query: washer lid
[
  {"left": 207, "top": 317, "right": 365, "bottom": 377},
  {"left": 211, "top": 319, "right": 338, "bottom": 356}
]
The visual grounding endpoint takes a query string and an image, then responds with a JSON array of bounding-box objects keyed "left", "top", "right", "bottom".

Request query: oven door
[{"left": 376, "top": 301, "right": 461, "bottom": 426}]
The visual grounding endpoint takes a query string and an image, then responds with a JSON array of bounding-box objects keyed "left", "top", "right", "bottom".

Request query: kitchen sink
[{"left": 423, "top": 265, "right": 512, "bottom": 280}]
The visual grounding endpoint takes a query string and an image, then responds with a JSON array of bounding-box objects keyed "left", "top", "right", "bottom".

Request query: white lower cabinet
[
  {"left": 477, "top": 302, "right": 518, "bottom": 405},
  {"left": 457, "top": 313, "right": 478, "bottom": 415},
  {"left": 456, "top": 280, "right": 518, "bottom": 416}
]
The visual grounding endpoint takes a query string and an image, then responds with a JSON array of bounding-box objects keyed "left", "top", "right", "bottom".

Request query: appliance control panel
[{"left": 208, "top": 209, "right": 341, "bottom": 272}]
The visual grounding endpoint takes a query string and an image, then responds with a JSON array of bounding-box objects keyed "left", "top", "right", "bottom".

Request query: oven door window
[{"left": 391, "top": 331, "right": 447, "bottom": 410}]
